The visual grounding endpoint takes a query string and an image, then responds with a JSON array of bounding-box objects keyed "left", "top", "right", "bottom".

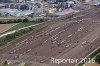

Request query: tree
[
  {"left": 95, "top": 54, "right": 100, "bottom": 64},
  {"left": 23, "top": 18, "right": 29, "bottom": 22},
  {"left": 20, "top": 5, "right": 27, "bottom": 10},
  {"left": 3, "top": 61, "right": 8, "bottom": 66},
  {"left": 17, "top": 19, "right": 23, "bottom": 23},
  {"left": 37, "top": 19, "right": 45, "bottom": 22},
  {"left": 7, "top": 20, "right": 13, "bottom": 23},
  {"left": 5, "top": 34, "right": 16, "bottom": 41},
  {"left": 0, "top": 13, "right": 2, "bottom": 16},
  {"left": 13, "top": 20, "right": 18, "bottom": 23}
]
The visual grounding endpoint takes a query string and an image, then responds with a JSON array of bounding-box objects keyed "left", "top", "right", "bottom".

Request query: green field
[{"left": 8, "top": 22, "right": 37, "bottom": 31}]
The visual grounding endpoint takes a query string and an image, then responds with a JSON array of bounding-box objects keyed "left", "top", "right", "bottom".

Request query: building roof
[
  {"left": 54, "top": 8, "right": 79, "bottom": 16},
  {"left": 0, "top": 8, "right": 33, "bottom": 17}
]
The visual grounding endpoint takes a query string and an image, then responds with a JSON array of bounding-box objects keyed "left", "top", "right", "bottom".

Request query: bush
[
  {"left": 7, "top": 20, "right": 14, "bottom": 23},
  {"left": 23, "top": 18, "right": 29, "bottom": 22},
  {"left": 17, "top": 19, "right": 23, "bottom": 23},
  {"left": 5, "top": 34, "right": 16, "bottom": 41},
  {"left": 3, "top": 61, "right": 8, "bottom": 66},
  {"left": 0, "top": 18, "right": 44, "bottom": 24},
  {"left": 0, "top": 21, "right": 6, "bottom": 24},
  {"left": 95, "top": 54, "right": 100, "bottom": 64},
  {"left": 36, "top": 18, "right": 45, "bottom": 23},
  {"left": 0, "top": 27, "right": 34, "bottom": 46},
  {"left": 0, "top": 18, "right": 30, "bottom": 24},
  {"left": 4, "top": 61, "right": 8, "bottom": 64}
]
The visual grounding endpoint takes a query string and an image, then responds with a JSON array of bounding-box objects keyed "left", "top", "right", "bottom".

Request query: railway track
[{"left": 0, "top": 8, "right": 100, "bottom": 66}]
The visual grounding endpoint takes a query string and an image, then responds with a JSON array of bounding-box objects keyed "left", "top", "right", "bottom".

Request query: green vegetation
[
  {"left": 0, "top": 18, "right": 46, "bottom": 24},
  {"left": 0, "top": 17, "right": 48, "bottom": 47},
  {"left": 3, "top": 18, "right": 46, "bottom": 31},
  {"left": 77, "top": 48, "right": 100, "bottom": 66},
  {"left": 0, "top": 13, "right": 2, "bottom": 17},
  {"left": 0, "top": 18, "right": 30, "bottom": 24},
  {"left": 2, "top": 61, "right": 8, "bottom": 66},
  {"left": 0, "top": 20, "right": 49, "bottom": 47},
  {"left": 8, "top": 22, "right": 36, "bottom": 31},
  {"left": 95, "top": 54, "right": 100, "bottom": 64},
  {"left": 89, "top": 49, "right": 100, "bottom": 59},
  {"left": 0, "top": 27, "right": 35, "bottom": 46}
]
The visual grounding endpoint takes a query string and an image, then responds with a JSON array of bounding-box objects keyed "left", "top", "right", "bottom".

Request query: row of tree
[
  {"left": 0, "top": 18, "right": 46, "bottom": 24},
  {"left": 0, "top": 18, "right": 30, "bottom": 24}
]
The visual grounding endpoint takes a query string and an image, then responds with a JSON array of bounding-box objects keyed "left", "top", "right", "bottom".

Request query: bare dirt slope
[{"left": 0, "top": 24, "right": 15, "bottom": 33}]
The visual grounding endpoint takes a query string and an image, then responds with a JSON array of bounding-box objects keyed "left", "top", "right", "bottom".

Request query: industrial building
[{"left": 1, "top": 0, "right": 98, "bottom": 18}]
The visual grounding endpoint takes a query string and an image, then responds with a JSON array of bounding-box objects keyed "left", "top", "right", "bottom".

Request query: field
[
  {"left": 0, "top": 17, "right": 39, "bottom": 32},
  {"left": 0, "top": 24, "right": 16, "bottom": 33},
  {"left": 8, "top": 22, "right": 37, "bottom": 31}
]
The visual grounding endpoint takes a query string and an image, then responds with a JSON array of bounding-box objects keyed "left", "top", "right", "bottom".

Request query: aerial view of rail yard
[{"left": 0, "top": 0, "right": 100, "bottom": 66}]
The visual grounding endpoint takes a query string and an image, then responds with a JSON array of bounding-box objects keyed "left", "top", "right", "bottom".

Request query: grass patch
[
  {"left": 8, "top": 22, "right": 37, "bottom": 31},
  {"left": 0, "top": 21, "right": 49, "bottom": 49},
  {"left": 89, "top": 48, "right": 100, "bottom": 59},
  {"left": 95, "top": 53, "right": 100, "bottom": 64},
  {"left": 77, "top": 48, "right": 100, "bottom": 66},
  {"left": 0, "top": 27, "right": 35, "bottom": 46}
]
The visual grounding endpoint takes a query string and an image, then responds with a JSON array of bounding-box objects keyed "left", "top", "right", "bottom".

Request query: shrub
[
  {"left": 23, "top": 18, "right": 29, "bottom": 22},
  {"left": 95, "top": 54, "right": 100, "bottom": 64}
]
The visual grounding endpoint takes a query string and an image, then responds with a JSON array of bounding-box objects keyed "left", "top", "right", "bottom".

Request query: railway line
[{"left": 0, "top": 8, "right": 100, "bottom": 66}]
